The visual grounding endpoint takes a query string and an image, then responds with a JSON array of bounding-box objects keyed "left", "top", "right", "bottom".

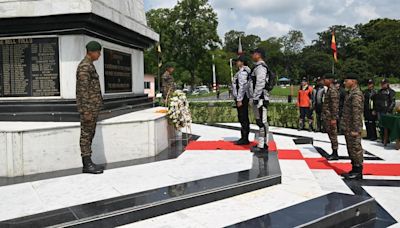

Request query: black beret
[
  {"left": 86, "top": 41, "right": 102, "bottom": 52},
  {"left": 344, "top": 73, "right": 359, "bottom": 80},
  {"left": 367, "top": 79, "right": 374, "bottom": 84},
  {"left": 164, "top": 62, "right": 176, "bottom": 69}
]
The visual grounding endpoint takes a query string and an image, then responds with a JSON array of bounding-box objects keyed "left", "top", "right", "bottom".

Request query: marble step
[
  {"left": 0, "top": 151, "right": 281, "bottom": 227},
  {"left": 228, "top": 192, "right": 377, "bottom": 228}
]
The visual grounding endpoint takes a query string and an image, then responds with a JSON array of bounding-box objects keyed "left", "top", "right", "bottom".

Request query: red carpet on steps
[
  {"left": 305, "top": 158, "right": 400, "bottom": 176},
  {"left": 185, "top": 140, "right": 277, "bottom": 151},
  {"left": 276, "top": 150, "right": 304, "bottom": 160},
  {"left": 185, "top": 141, "right": 400, "bottom": 176}
]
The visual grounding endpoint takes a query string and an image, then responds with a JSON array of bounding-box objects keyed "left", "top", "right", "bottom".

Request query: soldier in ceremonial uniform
[
  {"left": 249, "top": 48, "right": 270, "bottom": 153},
  {"left": 161, "top": 62, "right": 176, "bottom": 101},
  {"left": 321, "top": 76, "right": 340, "bottom": 160},
  {"left": 232, "top": 55, "right": 251, "bottom": 145},
  {"left": 76, "top": 41, "right": 104, "bottom": 174},
  {"left": 341, "top": 73, "right": 364, "bottom": 180}
]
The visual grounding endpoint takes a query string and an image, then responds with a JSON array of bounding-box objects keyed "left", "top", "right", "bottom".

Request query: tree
[
  {"left": 280, "top": 30, "right": 305, "bottom": 55},
  {"left": 224, "top": 30, "right": 245, "bottom": 53},
  {"left": 170, "top": 0, "right": 220, "bottom": 88},
  {"left": 257, "top": 37, "right": 285, "bottom": 75},
  {"left": 312, "top": 25, "right": 358, "bottom": 60},
  {"left": 341, "top": 58, "right": 371, "bottom": 82},
  {"left": 224, "top": 30, "right": 261, "bottom": 53},
  {"left": 301, "top": 51, "right": 332, "bottom": 79},
  {"left": 144, "top": 8, "right": 175, "bottom": 75},
  {"left": 279, "top": 30, "right": 305, "bottom": 79}
]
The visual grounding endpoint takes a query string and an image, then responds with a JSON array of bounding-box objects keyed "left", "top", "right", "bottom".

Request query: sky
[{"left": 144, "top": 0, "right": 400, "bottom": 44}]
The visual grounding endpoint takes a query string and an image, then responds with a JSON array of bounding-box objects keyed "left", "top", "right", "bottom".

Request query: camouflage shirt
[
  {"left": 322, "top": 84, "right": 340, "bottom": 121},
  {"left": 161, "top": 71, "right": 175, "bottom": 99},
  {"left": 341, "top": 86, "right": 364, "bottom": 133},
  {"left": 76, "top": 56, "right": 102, "bottom": 113}
]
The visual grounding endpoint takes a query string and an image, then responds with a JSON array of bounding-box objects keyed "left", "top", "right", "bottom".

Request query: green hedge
[{"left": 190, "top": 101, "right": 299, "bottom": 128}]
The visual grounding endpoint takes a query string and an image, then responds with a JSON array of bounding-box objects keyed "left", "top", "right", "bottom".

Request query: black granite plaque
[
  {"left": 104, "top": 48, "right": 132, "bottom": 93},
  {"left": 0, "top": 38, "right": 60, "bottom": 97}
]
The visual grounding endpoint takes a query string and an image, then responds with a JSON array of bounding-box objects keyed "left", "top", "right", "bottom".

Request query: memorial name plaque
[
  {"left": 104, "top": 48, "right": 132, "bottom": 93},
  {"left": 0, "top": 38, "right": 60, "bottom": 97}
]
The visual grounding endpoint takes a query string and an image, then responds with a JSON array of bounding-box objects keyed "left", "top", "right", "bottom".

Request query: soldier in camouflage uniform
[
  {"left": 321, "top": 76, "right": 340, "bottom": 160},
  {"left": 341, "top": 73, "right": 364, "bottom": 180},
  {"left": 76, "top": 41, "right": 104, "bottom": 174},
  {"left": 161, "top": 63, "right": 176, "bottom": 101}
]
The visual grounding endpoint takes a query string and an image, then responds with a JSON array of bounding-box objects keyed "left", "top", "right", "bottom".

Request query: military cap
[
  {"left": 301, "top": 77, "right": 308, "bottom": 82},
  {"left": 86, "top": 41, "right": 102, "bottom": 52},
  {"left": 164, "top": 62, "right": 176, "bottom": 69},
  {"left": 233, "top": 55, "right": 249, "bottom": 65},
  {"left": 381, "top": 78, "right": 389, "bottom": 84},
  {"left": 367, "top": 79, "right": 374, "bottom": 84},
  {"left": 344, "top": 73, "right": 359, "bottom": 80},
  {"left": 333, "top": 79, "right": 340, "bottom": 84},
  {"left": 251, "top": 48, "right": 266, "bottom": 58}
]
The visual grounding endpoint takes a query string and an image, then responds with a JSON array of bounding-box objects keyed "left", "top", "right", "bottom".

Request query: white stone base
[{"left": 0, "top": 108, "right": 171, "bottom": 177}]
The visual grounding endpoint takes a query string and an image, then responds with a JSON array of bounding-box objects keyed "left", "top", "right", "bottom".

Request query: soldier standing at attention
[
  {"left": 364, "top": 79, "right": 378, "bottom": 141},
  {"left": 232, "top": 55, "right": 251, "bottom": 145},
  {"left": 161, "top": 63, "right": 176, "bottom": 102},
  {"left": 76, "top": 41, "right": 104, "bottom": 174},
  {"left": 249, "top": 48, "right": 270, "bottom": 153},
  {"left": 341, "top": 73, "right": 364, "bottom": 180},
  {"left": 322, "top": 77, "right": 340, "bottom": 161}
]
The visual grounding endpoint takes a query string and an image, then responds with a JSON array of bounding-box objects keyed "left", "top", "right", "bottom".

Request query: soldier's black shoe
[
  {"left": 82, "top": 156, "right": 104, "bottom": 174},
  {"left": 342, "top": 165, "right": 363, "bottom": 180},
  {"left": 327, "top": 150, "right": 339, "bottom": 161},
  {"left": 250, "top": 146, "right": 268, "bottom": 153},
  {"left": 234, "top": 139, "right": 250, "bottom": 145}
]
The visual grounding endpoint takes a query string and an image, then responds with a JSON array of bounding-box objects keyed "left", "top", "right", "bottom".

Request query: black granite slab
[{"left": 228, "top": 192, "right": 377, "bottom": 228}]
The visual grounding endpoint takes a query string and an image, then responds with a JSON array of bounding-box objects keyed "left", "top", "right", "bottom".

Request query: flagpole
[
  {"left": 332, "top": 59, "right": 335, "bottom": 75},
  {"left": 157, "top": 44, "right": 161, "bottom": 93}
]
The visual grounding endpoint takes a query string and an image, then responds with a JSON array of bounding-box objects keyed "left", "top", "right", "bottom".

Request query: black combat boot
[
  {"left": 250, "top": 145, "right": 269, "bottom": 153},
  {"left": 343, "top": 165, "right": 363, "bottom": 180},
  {"left": 309, "top": 121, "right": 314, "bottom": 132},
  {"left": 298, "top": 120, "right": 304, "bottom": 131},
  {"left": 235, "top": 130, "right": 250, "bottom": 145},
  {"left": 82, "top": 156, "right": 104, "bottom": 174},
  {"left": 327, "top": 149, "right": 339, "bottom": 161}
]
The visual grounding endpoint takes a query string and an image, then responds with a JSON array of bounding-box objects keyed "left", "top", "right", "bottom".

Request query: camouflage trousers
[
  {"left": 324, "top": 121, "right": 338, "bottom": 150},
  {"left": 80, "top": 110, "right": 100, "bottom": 157},
  {"left": 344, "top": 133, "right": 364, "bottom": 166}
]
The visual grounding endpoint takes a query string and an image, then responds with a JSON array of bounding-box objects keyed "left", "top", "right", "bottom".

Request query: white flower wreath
[{"left": 167, "top": 90, "right": 192, "bottom": 130}]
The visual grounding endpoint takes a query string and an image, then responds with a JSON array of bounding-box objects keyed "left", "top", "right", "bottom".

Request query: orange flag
[{"left": 331, "top": 31, "right": 338, "bottom": 62}]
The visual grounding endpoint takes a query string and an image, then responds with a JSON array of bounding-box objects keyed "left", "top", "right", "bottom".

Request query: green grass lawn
[{"left": 270, "top": 86, "right": 297, "bottom": 97}]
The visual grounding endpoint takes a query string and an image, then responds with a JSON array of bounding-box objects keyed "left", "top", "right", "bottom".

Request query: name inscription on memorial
[
  {"left": 104, "top": 48, "right": 132, "bottom": 93},
  {"left": 0, "top": 38, "right": 60, "bottom": 97}
]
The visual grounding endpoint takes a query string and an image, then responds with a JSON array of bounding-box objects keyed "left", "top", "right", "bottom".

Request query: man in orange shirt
[{"left": 297, "top": 78, "right": 314, "bottom": 131}]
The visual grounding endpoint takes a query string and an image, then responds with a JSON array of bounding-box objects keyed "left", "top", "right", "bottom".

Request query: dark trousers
[
  {"left": 299, "top": 107, "right": 313, "bottom": 129},
  {"left": 236, "top": 96, "right": 250, "bottom": 140},
  {"left": 365, "top": 120, "right": 377, "bottom": 140}
]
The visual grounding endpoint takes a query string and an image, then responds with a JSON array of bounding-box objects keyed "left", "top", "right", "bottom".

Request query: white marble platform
[
  {"left": 0, "top": 149, "right": 253, "bottom": 221},
  {"left": 0, "top": 108, "right": 171, "bottom": 177}
]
